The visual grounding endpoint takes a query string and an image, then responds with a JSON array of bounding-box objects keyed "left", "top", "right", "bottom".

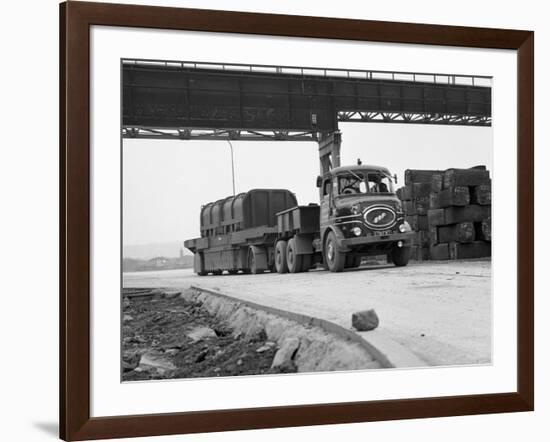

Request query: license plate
[{"left": 373, "top": 230, "right": 392, "bottom": 236}]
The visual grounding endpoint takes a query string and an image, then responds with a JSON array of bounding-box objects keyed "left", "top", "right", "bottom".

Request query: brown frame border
[{"left": 60, "top": 1, "right": 534, "bottom": 440}]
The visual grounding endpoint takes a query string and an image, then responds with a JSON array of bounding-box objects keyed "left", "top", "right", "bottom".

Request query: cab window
[
  {"left": 322, "top": 179, "right": 331, "bottom": 197},
  {"left": 367, "top": 173, "right": 394, "bottom": 193}
]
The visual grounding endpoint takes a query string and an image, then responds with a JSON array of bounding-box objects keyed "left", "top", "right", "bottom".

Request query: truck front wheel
[
  {"left": 275, "top": 240, "right": 288, "bottom": 273},
  {"left": 391, "top": 246, "right": 411, "bottom": 267},
  {"left": 325, "top": 231, "right": 345, "bottom": 272}
]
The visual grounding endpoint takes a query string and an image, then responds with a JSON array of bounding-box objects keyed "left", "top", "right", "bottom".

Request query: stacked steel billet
[
  {"left": 427, "top": 167, "right": 492, "bottom": 260},
  {"left": 396, "top": 170, "right": 443, "bottom": 261}
]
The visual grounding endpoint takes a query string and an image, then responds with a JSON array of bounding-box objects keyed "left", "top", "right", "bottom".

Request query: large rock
[
  {"left": 271, "top": 337, "right": 300, "bottom": 368},
  {"left": 352, "top": 309, "right": 379, "bottom": 331},
  {"left": 163, "top": 289, "right": 182, "bottom": 299},
  {"left": 138, "top": 351, "right": 176, "bottom": 374},
  {"left": 186, "top": 326, "right": 217, "bottom": 342}
]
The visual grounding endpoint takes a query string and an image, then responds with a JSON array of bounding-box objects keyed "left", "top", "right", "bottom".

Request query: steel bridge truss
[
  {"left": 123, "top": 109, "right": 491, "bottom": 141},
  {"left": 122, "top": 127, "right": 319, "bottom": 141},
  {"left": 338, "top": 111, "right": 491, "bottom": 127},
  {"left": 122, "top": 59, "right": 492, "bottom": 142}
]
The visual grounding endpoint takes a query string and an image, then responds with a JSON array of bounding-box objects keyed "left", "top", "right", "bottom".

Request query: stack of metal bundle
[
  {"left": 398, "top": 167, "right": 492, "bottom": 261},
  {"left": 396, "top": 170, "right": 441, "bottom": 261},
  {"left": 426, "top": 167, "right": 491, "bottom": 260}
]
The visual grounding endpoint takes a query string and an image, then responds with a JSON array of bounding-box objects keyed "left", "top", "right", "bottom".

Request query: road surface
[{"left": 123, "top": 260, "right": 492, "bottom": 367}]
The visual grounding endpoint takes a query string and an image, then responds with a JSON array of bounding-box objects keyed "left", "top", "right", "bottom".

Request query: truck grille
[{"left": 363, "top": 205, "right": 397, "bottom": 230}]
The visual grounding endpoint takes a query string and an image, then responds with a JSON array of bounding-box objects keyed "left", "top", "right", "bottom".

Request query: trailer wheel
[
  {"left": 391, "top": 246, "right": 411, "bottom": 267},
  {"left": 247, "top": 248, "right": 264, "bottom": 274},
  {"left": 325, "top": 231, "right": 345, "bottom": 272},
  {"left": 275, "top": 240, "right": 288, "bottom": 273},
  {"left": 286, "top": 238, "right": 303, "bottom": 273}
]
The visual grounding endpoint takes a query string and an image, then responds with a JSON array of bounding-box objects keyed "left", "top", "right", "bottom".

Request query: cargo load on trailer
[{"left": 184, "top": 189, "right": 297, "bottom": 275}]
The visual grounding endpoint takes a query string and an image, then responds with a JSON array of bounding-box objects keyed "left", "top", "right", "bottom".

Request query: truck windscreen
[{"left": 338, "top": 173, "right": 394, "bottom": 195}]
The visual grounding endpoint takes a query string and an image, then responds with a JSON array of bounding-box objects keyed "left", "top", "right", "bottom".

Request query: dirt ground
[
  {"left": 122, "top": 292, "right": 297, "bottom": 381},
  {"left": 124, "top": 260, "right": 492, "bottom": 366}
]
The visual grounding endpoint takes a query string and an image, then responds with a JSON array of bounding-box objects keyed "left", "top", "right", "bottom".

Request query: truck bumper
[{"left": 339, "top": 232, "right": 415, "bottom": 249}]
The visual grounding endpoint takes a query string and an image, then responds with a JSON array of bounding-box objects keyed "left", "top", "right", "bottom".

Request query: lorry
[{"left": 184, "top": 164, "right": 415, "bottom": 274}]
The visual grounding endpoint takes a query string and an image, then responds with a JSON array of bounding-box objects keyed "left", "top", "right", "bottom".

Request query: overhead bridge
[{"left": 122, "top": 59, "right": 492, "bottom": 143}]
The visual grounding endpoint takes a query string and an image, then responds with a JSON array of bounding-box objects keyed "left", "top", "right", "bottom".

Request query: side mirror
[
  {"left": 393, "top": 173, "right": 398, "bottom": 184},
  {"left": 316, "top": 176, "right": 322, "bottom": 188}
]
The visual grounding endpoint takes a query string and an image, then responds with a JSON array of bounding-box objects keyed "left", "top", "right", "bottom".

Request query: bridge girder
[{"left": 122, "top": 59, "right": 492, "bottom": 141}]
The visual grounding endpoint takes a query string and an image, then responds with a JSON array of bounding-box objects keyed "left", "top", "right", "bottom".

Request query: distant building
[{"left": 148, "top": 257, "right": 168, "bottom": 268}]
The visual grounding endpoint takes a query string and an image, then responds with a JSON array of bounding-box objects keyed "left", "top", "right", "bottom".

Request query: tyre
[
  {"left": 286, "top": 238, "right": 303, "bottom": 273},
  {"left": 228, "top": 269, "right": 239, "bottom": 275},
  {"left": 212, "top": 270, "right": 223, "bottom": 276},
  {"left": 324, "top": 231, "right": 345, "bottom": 272},
  {"left": 248, "top": 248, "right": 262, "bottom": 274},
  {"left": 275, "top": 240, "right": 288, "bottom": 273},
  {"left": 300, "top": 254, "right": 312, "bottom": 272},
  {"left": 391, "top": 246, "right": 411, "bottom": 267}
]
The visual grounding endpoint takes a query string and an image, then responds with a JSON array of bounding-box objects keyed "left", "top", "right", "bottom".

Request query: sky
[{"left": 122, "top": 122, "right": 492, "bottom": 257}]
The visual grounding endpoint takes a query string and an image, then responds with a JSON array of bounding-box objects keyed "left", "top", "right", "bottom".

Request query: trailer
[{"left": 184, "top": 189, "right": 297, "bottom": 275}]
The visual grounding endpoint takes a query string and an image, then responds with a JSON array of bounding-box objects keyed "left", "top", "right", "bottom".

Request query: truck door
[{"left": 320, "top": 177, "right": 332, "bottom": 245}]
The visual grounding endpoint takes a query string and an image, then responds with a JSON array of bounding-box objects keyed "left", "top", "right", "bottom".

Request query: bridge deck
[{"left": 122, "top": 59, "right": 492, "bottom": 141}]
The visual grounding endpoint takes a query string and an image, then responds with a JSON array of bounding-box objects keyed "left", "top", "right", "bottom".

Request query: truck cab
[{"left": 316, "top": 165, "right": 414, "bottom": 271}]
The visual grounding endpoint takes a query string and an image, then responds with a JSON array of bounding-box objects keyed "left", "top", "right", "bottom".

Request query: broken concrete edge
[
  {"left": 184, "top": 287, "right": 380, "bottom": 372},
  {"left": 189, "top": 285, "right": 428, "bottom": 370}
]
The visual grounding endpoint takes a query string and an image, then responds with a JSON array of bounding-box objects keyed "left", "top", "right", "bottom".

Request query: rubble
[
  {"left": 186, "top": 326, "right": 217, "bottom": 342},
  {"left": 121, "top": 292, "right": 295, "bottom": 381},
  {"left": 271, "top": 337, "right": 300, "bottom": 368}
]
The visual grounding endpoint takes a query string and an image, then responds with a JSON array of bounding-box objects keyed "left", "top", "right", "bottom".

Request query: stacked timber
[
  {"left": 397, "top": 167, "right": 492, "bottom": 261},
  {"left": 396, "top": 170, "right": 441, "bottom": 261},
  {"left": 427, "top": 167, "right": 492, "bottom": 260}
]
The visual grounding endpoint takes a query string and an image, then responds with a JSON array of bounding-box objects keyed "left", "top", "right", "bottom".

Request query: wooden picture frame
[{"left": 60, "top": 1, "right": 534, "bottom": 440}]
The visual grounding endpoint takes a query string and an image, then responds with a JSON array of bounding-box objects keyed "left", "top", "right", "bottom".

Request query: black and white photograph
[
  {"left": 3, "top": 0, "right": 544, "bottom": 440},
  {"left": 121, "top": 59, "right": 493, "bottom": 381}
]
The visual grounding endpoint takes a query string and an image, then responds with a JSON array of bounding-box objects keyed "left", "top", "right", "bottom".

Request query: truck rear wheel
[
  {"left": 286, "top": 238, "right": 303, "bottom": 273},
  {"left": 275, "top": 240, "right": 288, "bottom": 273},
  {"left": 392, "top": 246, "right": 411, "bottom": 267},
  {"left": 325, "top": 231, "right": 345, "bottom": 272}
]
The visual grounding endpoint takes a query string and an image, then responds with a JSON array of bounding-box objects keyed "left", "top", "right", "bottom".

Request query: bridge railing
[{"left": 122, "top": 58, "right": 492, "bottom": 88}]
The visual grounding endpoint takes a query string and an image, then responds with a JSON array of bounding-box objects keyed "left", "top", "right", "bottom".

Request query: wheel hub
[{"left": 327, "top": 242, "right": 334, "bottom": 262}]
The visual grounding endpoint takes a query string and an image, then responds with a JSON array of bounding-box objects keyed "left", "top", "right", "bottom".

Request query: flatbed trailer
[{"left": 184, "top": 189, "right": 297, "bottom": 275}]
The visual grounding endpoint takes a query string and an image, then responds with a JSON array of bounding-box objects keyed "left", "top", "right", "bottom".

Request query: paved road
[{"left": 124, "top": 260, "right": 491, "bottom": 367}]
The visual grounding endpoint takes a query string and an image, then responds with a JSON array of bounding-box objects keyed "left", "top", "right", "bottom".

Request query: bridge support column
[{"left": 318, "top": 131, "right": 341, "bottom": 175}]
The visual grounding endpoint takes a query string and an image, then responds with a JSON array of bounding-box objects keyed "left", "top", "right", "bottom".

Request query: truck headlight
[
  {"left": 398, "top": 221, "right": 411, "bottom": 233},
  {"left": 351, "top": 227, "right": 362, "bottom": 236},
  {"left": 351, "top": 205, "right": 360, "bottom": 215}
]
